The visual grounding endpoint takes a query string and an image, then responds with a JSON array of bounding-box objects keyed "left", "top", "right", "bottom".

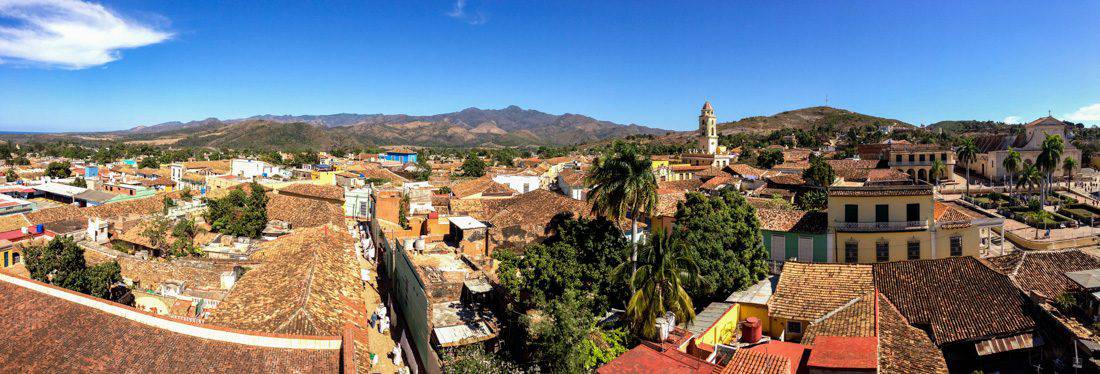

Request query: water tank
[
  {"left": 35, "top": 224, "right": 44, "bottom": 234},
  {"left": 415, "top": 236, "right": 425, "bottom": 252},
  {"left": 740, "top": 317, "right": 763, "bottom": 343}
]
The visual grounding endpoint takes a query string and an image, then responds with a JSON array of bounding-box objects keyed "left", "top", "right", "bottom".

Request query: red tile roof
[
  {"left": 720, "top": 348, "right": 789, "bottom": 374},
  {"left": 744, "top": 341, "right": 807, "bottom": 374},
  {"left": 806, "top": 336, "right": 878, "bottom": 370},
  {"left": 598, "top": 341, "right": 720, "bottom": 374},
  {"left": 0, "top": 273, "right": 349, "bottom": 373}
]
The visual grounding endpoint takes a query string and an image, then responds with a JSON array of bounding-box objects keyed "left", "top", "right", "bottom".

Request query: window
[
  {"left": 950, "top": 236, "right": 963, "bottom": 256},
  {"left": 358, "top": 201, "right": 369, "bottom": 216},
  {"left": 876, "top": 241, "right": 889, "bottom": 262},
  {"left": 906, "top": 203, "right": 920, "bottom": 222},
  {"left": 845, "top": 204, "right": 858, "bottom": 223},
  {"left": 907, "top": 241, "right": 920, "bottom": 260},
  {"left": 909, "top": 154, "right": 915, "bottom": 162},
  {"left": 787, "top": 321, "right": 803, "bottom": 334},
  {"left": 941, "top": 153, "right": 947, "bottom": 161},
  {"left": 845, "top": 241, "right": 859, "bottom": 263},
  {"left": 919, "top": 154, "right": 926, "bottom": 162},
  {"left": 875, "top": 205, "right": 889, "bottom": 222},
  {"left": 895, "top": 155, "right": 902, "bottom": 163}
]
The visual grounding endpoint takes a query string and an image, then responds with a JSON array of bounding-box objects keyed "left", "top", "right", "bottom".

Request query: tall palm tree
[
  {"left": 929, "top": 159, "right": 946, "bottom": 186},
  {"left": 1016, "top": 162, "right": 1042, "bottom": 197},
  {"left": 614, "top": 230, "right": 698, "bottom": 340},
  {"left": 957, "top": 137, "right": 979, "bottom": 197},
  {"left": 1036, "top": 134, "right": 1065, "bottom": 208},
  {"left": 1003, "top": 148, "right": 1021, "bottom": 194},
  {"left": 1063, "top": 157, "right": 1078, "bottom": 188},
  {"left": 586, "top": 143, "right": 658, "bottom": 277}
]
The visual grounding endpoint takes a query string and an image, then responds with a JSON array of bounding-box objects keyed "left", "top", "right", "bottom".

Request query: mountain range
[{"left": 114, "top": 106, "right": 669, "bottom": 149}]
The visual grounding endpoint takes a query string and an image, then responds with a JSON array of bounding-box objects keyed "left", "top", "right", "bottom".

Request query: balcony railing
[{"left": 834, "top": 220, "right": 928, "bottom": 232}]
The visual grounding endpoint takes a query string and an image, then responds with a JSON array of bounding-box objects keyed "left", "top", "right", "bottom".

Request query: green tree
[
  {"left": 141, "top": 214, "right": 171, "bottom": 255},
  {"left": 802, "top": 154, "right": 835, "bottom": 187},
  {"left": 460, "top": 153, "right": 486, "bottom": 177},
  {"left": 23, "top": 236, "right": 123, "bottom": 299},
  {"left": 205, "top": 183, "right": 269, "bottom": 238},
  {"left": 929, "top": 159, "right": 946, "bottom": 186},
  {"left": 441, "top": 345, "right": 524, "bottom": 374},
  {"left": 170, "top": 218, "right": 203, "bottom": 257},
  {"left": 673, "top": 189, "right": 767, "bottom": 301},
  {"left": 414, "top": 156, "right": 432, "bottom": 181},
  {"left": 795, "top": 190, "right": 828, "bottom": 210},
  {"left": 398, "top": 193, "right": 410, "bottom": 229},
  {"left": 527, "top": 290, "right": 599, "bottom": 373},
  {"left": 756, "top": 148, "right": 784, "bottom": 169},
  {"left": 4, "top": 168, "right": 16, "bottom": 182},
  {"left": 1036, "top": 134, "right": 1065, "bottom": 208},
  {"left": 69, "top": 177, "right": 87, "bottom": 188},
  {"left": 1063, "top": 157, "right": 1078, "bottom": 188},
  {"left": 1003, "top": 148, "right": 1021, "bottom": 192},
  {"left": 585, "top": 143, "right": 657, "bottom": 280},
  {"left": 45, "top": 161, "right": 72, "bottom": 178},
  {"left": 615, "top": 230, "right": 698, "bottom": 340},
  {"left": 138, "top": 157, "right": 160, "bottom": 169},
  {"left": 956, "top": 137, "right": 978, "bottom": 197}
]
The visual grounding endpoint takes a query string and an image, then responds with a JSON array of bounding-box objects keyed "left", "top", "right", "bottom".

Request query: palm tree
[
  {"left": 1003, "top": 148, "right": 1021, "bottom": 194},
  {"left": 1016, "top": 162, "right": 1042, "bottom": 197},
  {"left": 614, "top": 230, "right": 698, "bottom": 340},
  {"left": 929, "top": 159, "right": 946, "bottom": 186},
  {"left": 1063, "top": 157, "right": 1078, "bottom": 188},
  {"left": 957, "top": 137, "right": 979, "bottom": 197},
  {"left": 586, "top": 143, "right": 658, "bottom": 277},
  {"left": 1036, "top": 134, "right": 1065, "bottom": 208}
]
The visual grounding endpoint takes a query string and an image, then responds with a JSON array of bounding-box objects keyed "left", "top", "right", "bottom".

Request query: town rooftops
[
  {"left": 756, "top": 208, "right": 826, "bottom": 234},
  {"left": 682, "top": 301, "right": 734, "bottom": 338},
  {"left": 32, "top": 182, "right": 86, "bottom": 197},
  {"left": 828, "top": 184, "right": 933, "bottom": 197},
  {"left": 74, "top": 189, "right": 118, "bottom": 204},
  {"left": 807, "top": 336, "right": 877, "bottom": 370},
  {"left": 448, "top": 216, "right": 486, "bottom": 230},
  {"left": 726, "top": 276, "right": 777, "bottom": 305},
  {"left": 768, "top": 262, "right": 874, "bottom": 321},
  {"left": 1066, "top": 268, "right": 1100, "bottom": 290},
  {"left": 719, "top": 347, "right": 789, "bottom": 374},
  {"left": 278, "top": 183, "right": 345, "bottom": 201},
  {"left": 598, "top": 341, "right": 720, "bottom": 374},
  {"left": 0, "top": 214, "right": 30, "bottom": 233},
  {"left": 0, "top": 272, "right": 353, "bottom": 373},
  {"left": 873, "top": 257, "right": 1036, "bottom": 346},
  {"left": 266, "top": 193, "right": 344, "bottom": 229}
]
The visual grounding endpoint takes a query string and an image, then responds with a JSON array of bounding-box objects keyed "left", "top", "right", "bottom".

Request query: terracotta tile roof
[
  {"left": 828, "top": 185, "right": 932, "bottom": 197},
  {"left": 806, "top": 336, "right": 877, "bottom": 370},
  {"left": 720, "top": 347, "right": 789, "bottom": 374},
  {"left": 671, "top": 165, "right": 710, "bottom": 172},
  {"left": 0, "top": 214, "right": 30, "bottom": 233},
  {"left": 358, "top": 165, "right": 408, "bottom": 184},
  {"left": 725, "top": 164, "right": 769, "bottom": 179},
  {"left": 699, "top": 175, "right": 735, "bottom": 191},
  {"left": 873, "top": 257, "right": 1037, "bottom": 346},
  {"left": 84, "top": 248, "right": 234, "bottom": 292},
  {"left": 768, "top": 262, "right": 874, "bottom": 321},
  {"left": 877, "top": 294, "right": 949, "bottom": 373},
  {"left": 452, "top": 175, "right": 514, "bottom": 199},
  {"left": 0, "top": 274, "right": 346, "bottom": 373},
  {"left": 986, "top": 249, "right": 1100, "bottom": 300},
  {"left": 485, "top": 189, "right": 591, "bottom": 230},
  {"left": 772, "top": 161, "right": 809, "bottom": 170},
  {"left": 26, "top": 191, "right": 182, "bottom": 225},
  {"left": 826, "top": 159, "right": 881, "bottom": 181},
  {"left": 766, "top": 173, "right": 805, "bottom": 186},
  {"left": 209, "top": 225, "right": 367, "bottom": 336},
  {"left": 278, "top": 183, "right": 345, "bottom": 202},
  {"left": 756, "top": 208, "right": 826, "bottom": 234},
  {"left": 800, "top": 293, "right": 876, "bottom": 346},
  {"left": 267, "top": 193, "right": 344, "bottom": 228},
  {"left": 558, "top": 169, "right": 587, "bottom": 187},
  {"left": 866, "top": 169, "right": 911, "bottom": 183},
  {"left": 655, "top": 190, "right": 686, "bottom": 217},
  {"left": 934, "top": 202, "right": 975, "bottom": 228},
  {"left": 182, "top": 160, "right": 231, "bottom": 173},
  {"left": 597, "top": 341, "right": 720, "bottom": 374},
  {"left": 657, "top": 179, "right": 703, "bottom": 194}
]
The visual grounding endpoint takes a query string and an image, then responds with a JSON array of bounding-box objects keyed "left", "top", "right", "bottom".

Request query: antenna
[{"left": 825, "top": 95, "right": 829, "bottom": 107}]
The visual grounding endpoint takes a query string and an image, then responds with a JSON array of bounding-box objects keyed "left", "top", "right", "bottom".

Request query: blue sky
[{"left": 1, "top": 0, "right": 1098, "bottom": 132}]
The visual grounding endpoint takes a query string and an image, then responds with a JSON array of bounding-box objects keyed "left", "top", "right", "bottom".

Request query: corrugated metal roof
[
  {"left": 726, "top": 276, "right": 778, "bottom": 305},
  {"left": 683, "top": 301, "right": 734, "bottom": 337}
]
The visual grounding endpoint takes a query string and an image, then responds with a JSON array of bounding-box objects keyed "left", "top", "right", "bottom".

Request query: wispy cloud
[
  {"left": 1002, "top": 116, "right": 1021, "bottom": 124},
  {"left": 1065, "top": 103, "right": 1100, "bottom": 124},
  {"left": 446, "top": 0, "right": 487, "bottom": 25},
  {"left": 0, "top": 0, "right": 172, "bottom": 69}
]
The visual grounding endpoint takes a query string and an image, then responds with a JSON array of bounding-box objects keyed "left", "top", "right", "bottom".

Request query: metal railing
[{"left": 834, "top": 220, "right": 928, "bottom": 232}]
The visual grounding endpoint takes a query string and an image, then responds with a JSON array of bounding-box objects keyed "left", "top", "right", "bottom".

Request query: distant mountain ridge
[
  {"left": 115, "top": 105, "right": 668, "bottom": 149},
  {"left": 715, "top": 106, "right": 914, "bottom": 134}
]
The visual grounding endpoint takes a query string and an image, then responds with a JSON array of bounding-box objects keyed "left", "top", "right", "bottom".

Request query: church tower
[{"left": 698, "top": 101, "right": 718, "bottom": 154}]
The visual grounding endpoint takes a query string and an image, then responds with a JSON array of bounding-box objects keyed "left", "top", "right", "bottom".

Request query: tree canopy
[
  {"left": 24, "top": 236, "right": 122, "bottom": 300},
  {"left": 672, "top": 189, "right": 768, "bottom": 301},
  {"left": 205, "top": 182, "right": 269, "bottom": 238},
  {"left": 460, "top": 153, "right": 487, "bottom": 177},
  {"left": 45, "top": 161, "right": 72, "bottom": 178},
  {"left": 755, "top": 148, "right": 784, "bottom": 169}
]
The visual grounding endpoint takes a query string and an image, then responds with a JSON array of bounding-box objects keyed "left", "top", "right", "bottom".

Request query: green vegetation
[
  {"left": 4, "top": 168, "right": 16, "bottom": 182},
  {"left": 45, "top": 161, "right": 72, "bottom": 178},
  {"left": 616, "top": 231, "right": 698, "bottom": 340},
  {"left": 795, "top": 189, "right": 828, "bottom": 211},
  {"left": 205, "top": 182, "right": 269, "bottom": 238},
  {"left": 70, "top": 177, "right": 87, "bottom": 188},
  {"left": 755, "top": 148, "right": 784, "bottom": 169},
  {"left": 802, "top": 154, "right": 835, "bottom": 187},
  {"left": 170, "top": 218, "right": 204, "bottom": 257},
  {"left": 441, "top": 345, "right": 525, "bottom": 374},
  {"left": 138, "top": 157, "right": 160, "bottom": 169},
  {"left": 460, "top": 153, "right": 486, "bottom": 177},
  {"left": 673, "top": 189, "right": 768, "bottom": 301},
  {"left": 24, "top": 236, "right": 123, "bottom": 300},
  {"left": 956, "top": 137, "right": 978, "bottom": 197},
  {"left": 586, "top": 142, "right": 657, "bottom": 280}
]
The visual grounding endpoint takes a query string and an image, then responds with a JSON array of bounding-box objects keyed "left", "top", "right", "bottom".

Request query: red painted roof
[
  {"left": 806, "top": 336, "right": 878, "bottom": 370},
  {"left": 746, "top": 341, "right": 809, "bottom": 374},
  {"left": 598, "top": 342, "right": 719, "bottom": 374}
]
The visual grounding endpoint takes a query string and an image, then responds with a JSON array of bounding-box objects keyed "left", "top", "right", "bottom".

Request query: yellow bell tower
[{"left": 698, "top": 101, "right": 718, "bottom": 154}]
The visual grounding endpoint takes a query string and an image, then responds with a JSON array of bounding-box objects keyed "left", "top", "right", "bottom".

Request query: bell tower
[{"left": 698, "top": 101, "right": 718, "bottom": 154}]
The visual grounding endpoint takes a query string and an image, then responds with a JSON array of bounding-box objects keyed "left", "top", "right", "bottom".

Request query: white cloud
[
  {"left": 0, "top": 0, "right": 171, "bottom": 69},
  {"left": 446, "top": 0, "right": 487, "bottom": 25},
  {"left": 1002, "top": 116, "right": 1022, "bottom": 124},
  {"left": 1065, "top": 103, "right": 1100, "bottom": 123}
]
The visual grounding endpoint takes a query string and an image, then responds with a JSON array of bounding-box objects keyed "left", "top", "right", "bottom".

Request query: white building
[
  {"left": 493, "top": 174, "right": 541, "bottom": 194},
  {"left": 230, "top": 159, "right": 289, "bottom": 179},
  {"left": 344, "top": 187, "right": 373, "bottom": 220}
]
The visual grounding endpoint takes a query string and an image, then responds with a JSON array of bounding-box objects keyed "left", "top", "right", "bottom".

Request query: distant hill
[
  {"left": 715, "top": 106, "right": 914, "bottom": 134},
  {"left": 85, "top": 106, "right": 669, "bottom": 149}
]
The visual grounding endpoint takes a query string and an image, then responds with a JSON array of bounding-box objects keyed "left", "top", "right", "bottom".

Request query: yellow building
[
  {"left": 828, "top": 171, "right": 1003, "bottom": 263},
  {"left": 310, "top": 170, "right": 338, "bottom": 185},
  {"left": 685, "top": 277, "right": 775, "bottom": 349}
]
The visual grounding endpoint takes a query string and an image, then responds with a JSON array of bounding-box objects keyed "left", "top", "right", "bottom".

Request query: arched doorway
[
  {"left": 907, "top": 169, "right": 916, "bottom": 181},
  {"left": 917, "top": 169, "right": 927, "bottom": 182}
]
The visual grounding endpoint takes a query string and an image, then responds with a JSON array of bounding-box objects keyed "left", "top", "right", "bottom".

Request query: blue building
[
  {"left": 84, "top": 166, "right": 99, "bottom": 178},
  {"left": 382, "top": 150, "right": 417, "bottom": 164}
]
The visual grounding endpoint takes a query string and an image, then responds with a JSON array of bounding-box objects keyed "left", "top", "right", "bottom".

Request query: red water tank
[
  {"left": 740, "top": 317, "right": 762, "bottom": 343},
  {"left": 428, "top": 212, "right": 439, "bottom": 219}
]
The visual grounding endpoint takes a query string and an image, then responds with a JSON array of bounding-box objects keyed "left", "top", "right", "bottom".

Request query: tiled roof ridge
[
  {"left": 276, "top": 244, "right": 322, "bottom": 333},
  {"left": 0, "top": 272, "right": 342, "bottom": 348},
  {"left": 812, "top": 296, "right": 864, "bottom": 324}
]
